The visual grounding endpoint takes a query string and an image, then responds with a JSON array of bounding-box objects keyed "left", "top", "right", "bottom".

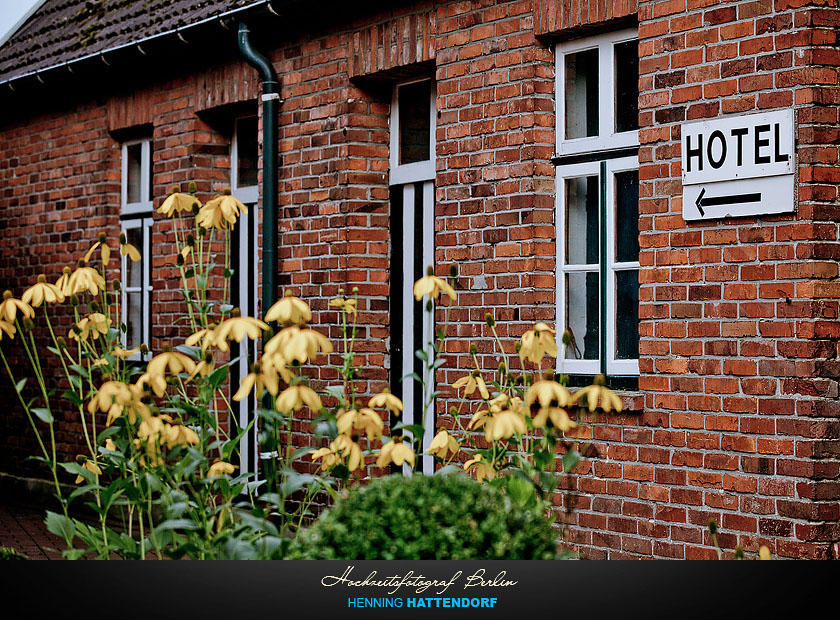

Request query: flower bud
[
  {"left": 562, "top": 329, "right": 572, "bottom": 346},
  {"left": 469, "top": 343, "right": 477, "bottom": 355},
  {"left": 222, "top": 187, "right": 232, "bottom": 196},
  {"left": 62, "top": 266, "right": 72, "bottom": 276},
  {"left": 449, "top": 406, "right": 458, "bottom": 416},
  {"left": 425, "top": 300, "right": 433, "bottom": 313},
  {"left": 734, "top": 546, "right": 744, "bottom": 560},
  {"left": 98, "top": 232, "right": 107, "bottom": 244},
  {"left": 708, "top": 519, "right": 717, "bottom": 535},
  {"left": 449, "top": 263, "right": 457, "bottom": 279},
  {"left": 169, "top": 185, "right": 179, "bottom": 196},
  {"left": 188, "top": 181, "right": 197, "bottom": 194},
  {"left": 119, "top": 233, "right": 127, "bottom": 245},
  {"left": 161, "top": 341, "right": 172, "bottom": 353},
  {"left": 23, "top": 318, "right": 34, "bottom": 332},
  {"left": 56, "top": 336, "right": 67, "bottom": 349},
  {"left": 78, "top": 259, "right": 87, "bottom": 268},
  {"left": 187, "top": 233, "right": 195, "bottom": 247},
  {"left": 204, "top": 352, "right": 213, "bottom": 364},
  {"left": 37, "top": 274, "right": 47, "bottom": 284},
  {"left": 426, "top": 265, "right": 434, "bottom": 276},
  {"left": 484, "top": 313, "right": 495, "bottom": 327},
  {"left": 352, "top": 286, "right": 359, "bottom": 294},
  {"left": 192, "top": 202, "right": 200, "bottom": 215},
  {"left": 198, "top": 226, "right": 206, "bottom": 237},
  {"left": 594, "top": 374, "right": 607, "bottom": 386},
  {"left": 232, "top": 307, "right": 241, "bottom": 318},
  {"left": 176, "top": 253, "right": 184, "bottom": 266},
  {"left": 140, "top": 344, "right": 149, "bottom": 356},
  {"left": 90, "top": 301, "right": 101, "bottom": 313},
  {"left": 75, "top": 454, "right": 86, "bottom": 464},
  {"left": 498, "top": 362, "right": 507, "bottom": 375},
  {"left": 70, "top": 294, "right": 80, "bottom": 307},
  {"left": 113, "top": 279, "right": 121, "bottom": 292},
  {"left": 2, "top": 290, "right": 11, "bottom": 300}
]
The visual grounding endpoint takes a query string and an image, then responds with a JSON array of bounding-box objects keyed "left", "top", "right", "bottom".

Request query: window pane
[
  {"left": 615, "top": 170, "right": 639, "bottom": 263},
  {"left": 398, "top": 80, "right": 431, "bottom": 164},
  {"left": 236, "top": 117, "right": 259, "bottom": 187},
  {"left": 565, "top": 272, "right": 599, "bottom": 360},
  {"left": 126, "top": 143, "right": 142, "bottom": 203},
  {"left": 564, "top": 48, "right": 599, "bottom": 139},
  {"left": 126, "top": 292, "right": 143, "bottom": 349},
  {"left": 615, "top": 270, "right": 639, "bottom": 360},
  {"left": 614, "top": 40, "right": 639, "bottom": 133},
  {"left": 565, "top": 175, "right": 599, "bottom": 265},
  {"left": 126, "top": 227, "right": 142, "bottom": 288}
]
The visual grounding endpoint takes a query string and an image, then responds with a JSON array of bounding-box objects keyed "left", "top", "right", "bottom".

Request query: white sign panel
[{"left": 681, "top": 109, "right": 795, "bottom": 221}]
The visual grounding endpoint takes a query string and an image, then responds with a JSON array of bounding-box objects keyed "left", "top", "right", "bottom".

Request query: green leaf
[
  {"left": 208, "top": 364, "right": 230, "bottom": 390},
  {"left": 154, "top": 519, "right": 201, "bottom": 533},
  {"left": 391, "top": 423, "right": 425, "bottom": 439},
  {"left": 561, "top": 450, "right": 580, "bottom": 473},
  {"left": 279, "top": 472, "right": 316, "bottom": 498},
  {"left": 415, "top": 349, "right": 428, "bottom": 362},
  {"left": 45, "top": 511, "right": 75, "bottom": 542},
  {"left": 31, "top": 408, "right": 54, "bottom": 423},
  {"left": 506, "top": 476, "right": 534, "bottom": 507},
  {"left": 14, "top": 378, "right": 27, "bottom": 393},
  {"left": 69, "top": 364, "right": 90, "bottom": 380},
  {"left": 63, "top": 390, "right": 83, "bottom": 407}
]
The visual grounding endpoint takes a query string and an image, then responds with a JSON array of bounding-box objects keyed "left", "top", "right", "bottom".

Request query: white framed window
[
  {"left": 555, "top": 30, "right": 640, "bottom": 378},
  {"left": 390, "top": 77, "right": 436, "bottom": 474},
  {"left": 231, "top": 116, "right": 260, "bottom": 473},
  {"left": 120, "top": 137, "right": 153, "bottom": 354}
]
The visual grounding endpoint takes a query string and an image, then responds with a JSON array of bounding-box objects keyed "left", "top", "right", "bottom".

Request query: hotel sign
[{"left": 681, "top": 109, "right": 795, "bottom": 221}]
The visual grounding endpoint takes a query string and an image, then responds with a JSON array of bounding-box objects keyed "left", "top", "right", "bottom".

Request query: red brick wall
[{"left": 0, "top": 0, "right": 838, "bottom": 559}]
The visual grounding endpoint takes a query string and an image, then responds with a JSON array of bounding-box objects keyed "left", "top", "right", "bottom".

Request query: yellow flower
[
  {"left": 275, "top": 384, "right": 322, "bottom": 413},
  {"left": 158, "top": 192, "right": 200, "bottom": 217},
  {"left": 83, "top": 242, "right": 100, "bottom": 263},
  {"left": 525, "top": 380, "right": 571, "bottom": 409},
  {"left": 427, "top": 429, "right": 459, "bottom": 459},
  {"left": 185, "top": 326, "right": 217, "bottom": 352},
  {"left": 101, "top": 244, "right": 111, "bottom": 267},
  {"left": 212, "top": 316, "right": 268, "bottom": 351},
  {"left": 54, "top": 267, "right": 73, "bottom": 296},
  {"left": 162, "top": 423, "right": 200, "bottom": 449},
  {"left": 413, "top": 273, "right": 456, "bottom": 301},
  {"left": 104, "top": 438, "right": 118, "bottom": 452},
  {"left": 464, "top": 454, "right": 495, "bottom": 483},
  {"left": 333, "top": 435, "right": 364, "bottom": 471},
  {"left": 260, "top": 350, "right": 296, "bottom": 384},
  {"left": 75, "top": 459, "right": 102, "bottom": 484},
  {"left": 311, "top": 444, "right": 341, "bottom": 472},
  {"left": 196, "top": 194, "right": 247, "bottom": 230},
  {"left": 113, "top": 346, "right": 140, "bottom": 358},
  {"left": 571, "top": 378, "right": 623, "bottom": 413},
  {"left": 376, "top": 437, "right": 415, "bottom": 468},
  {"left": 145, "top": 349, "right": 197, "bottom": 396},
  {"left": 233, "top": 367, "right": 279, "bottom": 401},
  {"left": 452, "top": 372, "right": 490, "bottom": 399},
  {"left": 88, "top": 380, "right": 140, "bottom": 426},
  {"left": 519, "top": 322, "right": 558, "bottom": 365},
  {"left": 69, "top": 313, "right": 111, "bottom": 342},
  {"left": 0, "top": 321, "right": 16, "bottom": 341},
  {"left": 329, "top": 297, "right": 357, "bottom": 316},
  {"left": 485, "top": 408, "right": 527, "bottom": 441},
  {"left": 266, "top": 292, "right": 312, "bottom": 325},
  {"left": 337, "top": 408, "right": 383, "bottom": 441},
  {"left": 120, "top": 242, "right": 141, "bottom": 262},
  {"left": 67, "top": 264, "right": 107, "bottom": 296},
  {"left": 368, "top": 390, "right": 403, "bottom": 415},
  {"left": 532, "top": 407, "right": 576, "bottom": 432},
  {"left": 264, "top": 326, "right": 333, "bottom": 364},
  {"left": 759, "top": 546, "right": 771, "bottom": 560},
  {"left": 22, "top": 275, "right": 65, "bottom": 307},
  {"left": 0, "top": 291, "right": 34, "bottom": 322},
  {"left": 484, "top": 396, "right": 527, "bottom": 441},
  {"left": 207, "top": 461, "right": 237, "bottom": 478}
]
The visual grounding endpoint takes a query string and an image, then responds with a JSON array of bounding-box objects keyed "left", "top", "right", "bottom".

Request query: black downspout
[
  {"left": 237, "top": 22, "right": 279, "bottom": 332},
  {"left": 238, "top": 22, "right": 279, "bottom": 480}
]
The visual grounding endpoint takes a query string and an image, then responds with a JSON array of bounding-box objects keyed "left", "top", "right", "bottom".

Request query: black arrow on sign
[{"left": 695, "top": 187, "right": 762, "bottom": 216}]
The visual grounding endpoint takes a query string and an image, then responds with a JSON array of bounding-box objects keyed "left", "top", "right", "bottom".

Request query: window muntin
[
  {"left": 120, "top": 137, "right": 153, "bottom": 355},
  {"left": 555, "top": 30, "right": 639, "bottom": 378}
]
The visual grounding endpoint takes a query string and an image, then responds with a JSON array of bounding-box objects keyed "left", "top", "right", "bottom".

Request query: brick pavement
[{"left": 0, "top": 501, "right": 64, "bottom": 560}]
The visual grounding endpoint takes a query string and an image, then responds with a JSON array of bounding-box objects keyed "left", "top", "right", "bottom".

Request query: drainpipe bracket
[{"left": 261, "top": 93, "right": 280, "bottom": 102}]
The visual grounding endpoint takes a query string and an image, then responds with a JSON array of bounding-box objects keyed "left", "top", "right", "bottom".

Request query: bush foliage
[{"left": 289, "top": 473, "right": 557, "bottom": 560}]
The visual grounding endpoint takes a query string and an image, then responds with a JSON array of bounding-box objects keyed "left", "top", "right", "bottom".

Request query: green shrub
[
  {"left": 288, "top": 473, "right": 557, "bottom": 560},
  {"left": 0, "top": 547, "right": 29, "bottom": 560}
]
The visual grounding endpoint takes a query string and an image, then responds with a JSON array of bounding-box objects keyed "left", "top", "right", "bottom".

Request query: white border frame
[
  {"left": 390, "top": 77, "right": 436, "bottom": 186},
  {"left": 120, "top": 138, "right": 154, "bottom": 216},
  {"left": 231, "top": 116, "right": 260, "bottom": 474},
  {"left": 555, "top": 28, "right": 639, "bottom": 157}
]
